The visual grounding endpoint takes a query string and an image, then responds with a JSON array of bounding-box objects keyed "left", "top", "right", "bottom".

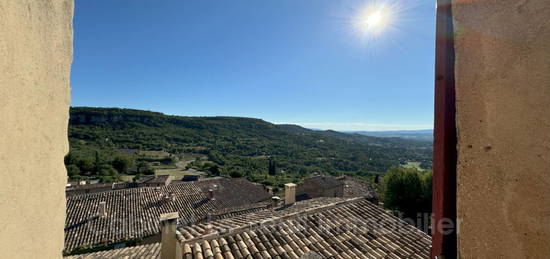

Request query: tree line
[
  {"left": 66, "top": 107, "right": 433, "bottom": 189},
  {"left": 381, "top": 166, "right": 433, "bottom": 232}
]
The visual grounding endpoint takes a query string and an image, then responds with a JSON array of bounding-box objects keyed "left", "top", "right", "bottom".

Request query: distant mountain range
[
  {"left": 67, "top": 107, "right": 432, "bottom": 186},
  {"left": 349, "top": 129, "right": 433, "bottom": 141}
]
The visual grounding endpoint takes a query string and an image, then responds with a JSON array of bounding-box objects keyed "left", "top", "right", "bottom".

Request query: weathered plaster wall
[
  {"left": 454, "top": 0, "right": 550, "bottom": 257},
  {"left": 0, "top": 1, "right": 73, "bottom": 258}
]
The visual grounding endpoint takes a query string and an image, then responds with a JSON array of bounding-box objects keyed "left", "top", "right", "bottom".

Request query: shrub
[{"left": 382, "top": 167, "right": 432, "bottom": 218}]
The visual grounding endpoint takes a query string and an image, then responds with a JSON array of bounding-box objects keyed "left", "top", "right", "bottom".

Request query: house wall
[
  {"left": 0, "top": 1, "right": 73, "bottom": 258},
  {"left": 296, "top": 176, "right": 345, "bottom": 201},
  {"left": 454, "top": 0, "right": 550, "bottom": 257}
]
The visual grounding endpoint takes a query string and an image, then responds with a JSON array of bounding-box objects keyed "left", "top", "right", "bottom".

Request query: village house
[
  {"left": 295, "top": 175, "right": 344, "bottom": 201},
  {"left": 295, "top": 175, "right": 378, "bottom": 202},
  {"left": 65, "top": 175, "right": 173, "bottom": 196},
  {"left": 133, "top": 175, "right": 172, "bottom": 187},
  {"left": 66, "top": 182, "right": 131, "bottom": 196}
]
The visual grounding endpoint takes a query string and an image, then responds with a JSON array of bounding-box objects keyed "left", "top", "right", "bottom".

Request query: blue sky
[{"left": 72, "top": 0, "right": 436, "bottom": 131}]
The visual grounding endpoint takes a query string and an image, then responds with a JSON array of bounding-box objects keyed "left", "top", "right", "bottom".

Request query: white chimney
[
  {"left": 271, "top": 196, "right": 281, "bottom": 207},
  {"left": 208, "top": 189, "right": 215, "bottom": 200},
  {"left": 160, "top": 212, "right": 181, "bottom": 259},
  {"left": 98, "top": 201, "right": 107, "bottom": 217},
  {"left": 284, "top": 183, "right": 296, "bottom": 205}
]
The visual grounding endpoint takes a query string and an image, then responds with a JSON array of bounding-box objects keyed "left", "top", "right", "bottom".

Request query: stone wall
[
  {"left": 0, "top": 0, "right": 73, "bottom": 258},
  {"left": 295, "top": 176, "right": 344, "bottom": 201},
  {"left": 454, "top": 0, "right": 550, "bottom": 257}
]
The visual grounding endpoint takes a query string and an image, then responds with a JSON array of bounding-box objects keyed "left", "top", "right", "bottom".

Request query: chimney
[
  {"left": 266, "top": 186, "right": 274, "bottom": 195},
  {"left": 163, "top": 192, "right": 175, "bottom": 203},
  {"left": 208, "top": 189, "right": 215, "bottom": 200},
  {"left": 271, "top": 196, "right": 281, "bottom": 207},
  {"left": 98, "top": 201, "right": 107, "bottom": 217},
  {"left": 284, "top": 183, "right": 296, "bottom": 205},
  {"left": 160, "top": 212, "right": 182, "bottom": 259}
]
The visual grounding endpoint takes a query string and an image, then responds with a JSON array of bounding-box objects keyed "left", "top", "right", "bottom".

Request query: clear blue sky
[{"left": 72, "top": 0, "right": 436, "bottom": 131}]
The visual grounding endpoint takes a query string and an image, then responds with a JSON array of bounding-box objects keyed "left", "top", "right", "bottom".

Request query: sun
[
  {"left": 360, "top": 6, "right": 389, "bottom": 32},
  {"left": 350, "top": 1, "right": 398, "bottom": 41},
  {"left": 345, "top": 0, "right": 412, "bottom": 48},
  {"left": 365, "top": 10, "right": 383, "bottom": 28}
]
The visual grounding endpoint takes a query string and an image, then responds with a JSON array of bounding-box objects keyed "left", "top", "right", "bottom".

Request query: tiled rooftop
[
  {"left": 64, "top": 197, "right": 431, "bottom": 258},
  {"left": 302, "top": 175, "right": 343, "bottom": 189},
  {"left": 176, "top": 198, "right": 346, "bottom": 241},
  {"left": 342, "top": 176, "right": 378, "bottom": 200},
  {"left": 66, "top": 182, "right": 130, "bottom": 196},
  {"left": 177, "top": 197, "right": 431, "bottom": 258},
  {"left": 64, "top": 243, "right": 161, "bottom": 259},
  {"left": 134, "top": 175, "right": 171, "bottom": 185},
  {"left": 64, "top": 178, "right": 271, "bottom": 253},
  {"left": 209, "top": 203, "right": 273, "bottom": 221}
]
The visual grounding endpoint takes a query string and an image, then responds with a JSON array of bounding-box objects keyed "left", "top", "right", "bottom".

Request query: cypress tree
[{"left": 268, "top": 157, "right": 277, "bottom": 175}]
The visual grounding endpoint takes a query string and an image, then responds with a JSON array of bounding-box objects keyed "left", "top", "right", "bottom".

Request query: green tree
[
  {"left": 112, "top": 155, "right": 134, "bottom": 173},
  {"left": 209, "top": 164, "right": 221, "bottom": 176},
  {"left": 136, "top": 162, "right": 155, "bottom": 175},
  {"left": 420, "top": 170, "right": 433, "bottom": 213},
  {"left": 94, "top": 150, "right": 102, "bottom": 172},
  {"left": 99, "top": 176, "right": 118, "bottom": 183},
  {"left": 66, "top": 164, "right": 81, "bottom": 178},
  {"left": 160, "top": 156, "right": 176, "bottom": 165},
  {"left": 208, "top": 150, "right": 225, "bottom": 165},
  {"left": 64, "top": 152, "right": 77, "bottom": 165},
  {"left": 229, "top": 169, "right": 243, "bottom": 178},
  {"left": 98, "top": 164, "right": 118, "bottom": 176},
  {"left": 268, "top": 158, "right": 277, "bottom": 176},
  {"left": 77, "top": 159, "right": 95, "bottom": 175},
  {"left": 141, "top": 167, "right": 155, "bottom": 175},
  {"left": 136, "top": 161, "right": 148, "bottom": 174},
  {"left": 98, "top": 165, "right": 120, "bottom": 183},
  {"left": 382, "top": 167, "right": 431, "bottom": 218}
]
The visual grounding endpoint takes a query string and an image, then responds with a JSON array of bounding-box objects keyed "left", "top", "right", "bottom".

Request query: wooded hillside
[{"left": 67, "top": 107, "right": 432, "bottom": 187}]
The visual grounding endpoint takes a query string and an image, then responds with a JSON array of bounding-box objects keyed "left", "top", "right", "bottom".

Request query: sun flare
[
  {"left": 359, "top": 6, "right": 389, "bottom": 34},
  {"left": 350, "top": 1, "right": 403, "bottom": 43},
  {"left": 364, "top": 10, "right": 384, "bottom": 29}
]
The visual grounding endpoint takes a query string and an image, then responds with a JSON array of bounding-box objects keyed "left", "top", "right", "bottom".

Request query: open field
[
  {"left": 119, "top": 174, "right": 134, "bottom": 182},
  {"left": 403, "top": 161, "right": 425, "bottom": 171},
  {"left": 155, "top": 168, "right": 206, "bottom": 179},
  {"left": 155, "top": 153, "right": 207, "bottom": 179}
]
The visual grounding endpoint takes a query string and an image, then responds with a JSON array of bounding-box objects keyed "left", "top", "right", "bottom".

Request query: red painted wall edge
[{"left": 431, "top": 0, "right": 457, "bottom": 258}]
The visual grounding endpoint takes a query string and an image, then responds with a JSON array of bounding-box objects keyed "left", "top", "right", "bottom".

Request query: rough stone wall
[
  {"left": 454, "top": 0, "right": 550, "bottom": 257},
  {"left": 0, "top": 1, "right": 73, "bottom": 258}
]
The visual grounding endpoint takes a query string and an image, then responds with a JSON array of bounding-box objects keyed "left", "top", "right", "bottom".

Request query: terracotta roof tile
[
  {"left": 175, "top": 197, "right": 430, "bottom": 258},
  {"left": 342, "top": 176, "right": 378, "bottom": 200},
  {"left": 65, "top": 178, "right": 271, "bottom": 253},
  {"left": 65, "top": 197, "right": 431, "bottom": 259},
  {"left": 64, "top": 243, "right": 161, "bottom": 259}
]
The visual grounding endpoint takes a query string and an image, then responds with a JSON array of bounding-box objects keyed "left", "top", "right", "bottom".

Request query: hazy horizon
[{"left": 72, "top": 105, "right": 433, "bottom": 131}]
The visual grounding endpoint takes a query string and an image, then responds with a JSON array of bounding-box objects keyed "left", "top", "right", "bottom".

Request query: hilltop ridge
[{"left": 67, "top": 107, "right": 432, "bottom": 186}]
